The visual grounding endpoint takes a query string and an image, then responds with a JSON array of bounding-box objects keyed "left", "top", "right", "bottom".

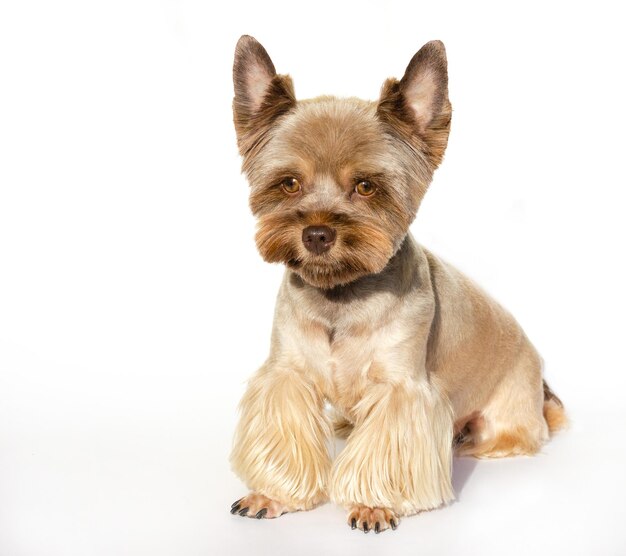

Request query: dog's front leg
[
  {"left": 330, "top": 377, "right": 454, "bottom": 533},
  {"left": 229, "top": 362, "right": 331, "bottom": 519}
]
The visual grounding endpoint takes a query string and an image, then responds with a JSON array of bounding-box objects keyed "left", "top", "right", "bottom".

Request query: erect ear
[
  {"left": 398, "top": 40, "right": 449, "bottom": 131},
  {"left": 377, "top": 41, "right": 451, "bottom": 167},
  {"left": 233, "top": 35, "right": 296, "bottom": 156}
]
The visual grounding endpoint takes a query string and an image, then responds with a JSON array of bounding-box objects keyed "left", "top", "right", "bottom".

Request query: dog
[{"left": 228, "top": 35, "right": 566, "bottom": 533}]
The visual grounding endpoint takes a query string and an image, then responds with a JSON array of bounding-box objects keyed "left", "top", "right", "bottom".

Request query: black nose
[{"left": 302, "top": 225, "right": 336, "bottom": 255}]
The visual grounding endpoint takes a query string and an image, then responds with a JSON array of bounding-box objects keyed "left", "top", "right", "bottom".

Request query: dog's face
[{"left": 232, "top": 36, "right": 451, "bottom": 289}]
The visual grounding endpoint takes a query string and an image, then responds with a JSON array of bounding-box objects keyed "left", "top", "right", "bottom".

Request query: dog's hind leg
[{"left": 455, "top": 346, "right": 563, "bottom": 458}]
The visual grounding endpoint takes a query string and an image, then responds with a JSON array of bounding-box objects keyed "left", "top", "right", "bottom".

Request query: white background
[{"left": 1, "top": 1, "right": 625, "bottom": 555}]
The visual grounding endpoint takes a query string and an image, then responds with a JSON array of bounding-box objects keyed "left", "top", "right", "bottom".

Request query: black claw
[
  {"left": 363, "top": 522, "right": 369, "bottom": 533},
  {"left": 238, "top": 507, "right": 249, "bottom": 516},
  {"left": 375, "top": 522, "right": 380, "bottom": 534},
  {"left": 351, "top": 518, "right": 357, "bottom": 529},
  {"left": 390, "top": 519, "right": 397, "bottom": 530},
  {"left": 231, "top": 498, "right": 243, "bottom": 509},
  {"left": 255, "top": 508, "right": 268, "bottom": 519},
  {"left": 230, "top": 504, "right": 241, "bottom": 515}
]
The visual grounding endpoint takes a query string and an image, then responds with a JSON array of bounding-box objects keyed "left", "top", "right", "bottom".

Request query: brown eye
[
  {"left": 355, "top": 180, "right": 375, "bottom": 196},
  {"left": 281, "top": 178, "right": 301, "bottom": 194}
]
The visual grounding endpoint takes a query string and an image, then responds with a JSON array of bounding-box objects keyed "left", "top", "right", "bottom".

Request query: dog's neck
[{"left": 284, "top": 233, "right": 424, "bottom": 317}]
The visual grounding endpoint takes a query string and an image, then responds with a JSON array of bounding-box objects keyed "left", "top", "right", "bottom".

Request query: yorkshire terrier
[{"left": 228, "top": 35, "right": 566, "bottom": 533}]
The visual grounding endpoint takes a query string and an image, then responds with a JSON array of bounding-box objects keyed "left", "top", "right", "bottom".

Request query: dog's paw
[
  {"left": 347, "top": 505, "right": 398, "bottom": 534},
  {"left": 230, "top": 493, "right": 291, "bottom": 519}
]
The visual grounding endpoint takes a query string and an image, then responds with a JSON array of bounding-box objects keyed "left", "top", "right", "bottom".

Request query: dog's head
[{"left": 232, "top": 35, "right": 451, "bottom": 289}]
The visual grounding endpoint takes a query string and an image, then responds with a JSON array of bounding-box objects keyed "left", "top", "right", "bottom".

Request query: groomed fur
[
  {"left": 543, "top": 379, "right": 568, "bottom": 434},
  {"left": 330, "top": 379, "right": 454, "bottom": 514},
  {"left": 230, "top": 363, "right": 331, "bottom": 509},
  {"left": 229, "top": 35, "right": 566, "bottom": 532}
]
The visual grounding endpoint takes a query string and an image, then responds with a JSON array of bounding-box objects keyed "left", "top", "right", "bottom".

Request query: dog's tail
[{"left": 543, "top": 379, "right": 567, "bottom": 434}]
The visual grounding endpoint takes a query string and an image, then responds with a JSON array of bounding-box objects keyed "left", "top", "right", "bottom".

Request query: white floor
[{"left": 1, "top": 339, "right": 624, "bottom": 556}]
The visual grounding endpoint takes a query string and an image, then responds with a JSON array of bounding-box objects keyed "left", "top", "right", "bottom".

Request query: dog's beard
[{"left": 255, "top": 211, "right": 396, "bottom": 289}]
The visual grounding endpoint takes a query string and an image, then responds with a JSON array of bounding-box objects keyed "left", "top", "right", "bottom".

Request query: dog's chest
[
  {"left": 327, "top": 330, "right": 375, "bottom": 409},
  {"left": 291, "top": 307, "right": 403, "bottom": 413},
  {"left": 283, "top": 272, "right": 423, "bottom": 412}
]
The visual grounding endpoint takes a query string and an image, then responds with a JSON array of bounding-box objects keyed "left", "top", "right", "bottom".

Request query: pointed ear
[
  {"left": 233, "top": 35, "right": 296, "bottom": 156},
  {"left": 398, "top": 40, "right": 449, "bottom": 131},
  {"left": 378, "top": 41, "right": 451, "bottom": 167}
]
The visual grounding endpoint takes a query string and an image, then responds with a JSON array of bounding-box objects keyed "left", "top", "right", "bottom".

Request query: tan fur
[
  {"left": 229, "top": 35, "right": 566, "bottom": 531},
  {"left": 459, "top": 427, "right": 542, "bottom": 459},
  {"left": 331, "top": 412, "right": 354, "bottom": 439},
  {"left": 230, "top": 362, "right": 332, "bottom": 509},
  {"left": 544, "top": 402, "right": 568, "bottom": 434}
]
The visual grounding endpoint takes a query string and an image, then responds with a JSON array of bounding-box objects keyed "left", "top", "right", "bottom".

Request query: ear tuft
[
  {"left": 232, "top": 35, "right": 296, "bottom": 156},
  {"left": 378, "top": 40, "right": 451, "bottom": 168},
  {"left": 399, "top": 40, "right": 448, "bottom": 132},
  {"left": 233, "top": 35, "right": 277, "bottom": 114}
]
